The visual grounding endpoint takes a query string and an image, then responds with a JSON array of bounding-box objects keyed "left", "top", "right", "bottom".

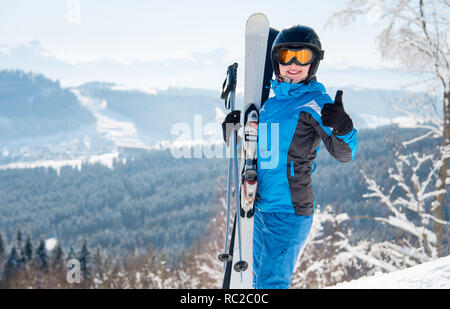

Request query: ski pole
[{"left": 218, "top": 63, "right": 238, "bottom": 268}]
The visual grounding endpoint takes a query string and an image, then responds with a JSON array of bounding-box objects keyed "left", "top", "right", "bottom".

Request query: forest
[{"left": 0, "top": 149, "right": 224, "bottom": 260}]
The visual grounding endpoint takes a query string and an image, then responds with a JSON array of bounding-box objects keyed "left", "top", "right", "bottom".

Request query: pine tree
[
  {"left": 0, "top": 232, "right": 6, "bottom": 261},
  {"left": 67, "top": 244, "right": 76, "bottom": 261},
  {"left": 34, "top": 239, "right": 48, "bottom": 271},
  {"left": 22, "top": 234, "right": 33, "bottom": 264},
  {"left": 2, "top": 246, "right": 21, "bottom": 287},
  {"left": 52, "top": 242, "right": 65, "bottom": 269},
  {"left": 90, "top": 246, "right": 103, "bottom": 288},
  {"left": 50, "top": 242, "right": 66, "bottom": 288},
  {"left": 79, "top": 240, "right": 90, "bottom": 283},
  {"left": 14, "top": 227, "right": 23, "bottom": 248},
  {"left": 92, "top": 246, "right": 103, "bottom": 270},
  {"left": 13, "top": 228, "right": 24, "bottom": 266}
]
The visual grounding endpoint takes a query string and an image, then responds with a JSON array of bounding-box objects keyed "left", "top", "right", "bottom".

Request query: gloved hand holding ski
[{"left": 221, "top": 110, "right": 242, "bottom": 146}]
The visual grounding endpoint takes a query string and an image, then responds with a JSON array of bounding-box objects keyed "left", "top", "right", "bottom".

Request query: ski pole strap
[{"left": 221, "top": 63, "right": 238, "bottom": 109}]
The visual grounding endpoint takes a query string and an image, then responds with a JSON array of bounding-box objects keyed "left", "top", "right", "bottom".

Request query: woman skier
[{"left": 252, "top": 25, "right": 358, "bottom": 289}]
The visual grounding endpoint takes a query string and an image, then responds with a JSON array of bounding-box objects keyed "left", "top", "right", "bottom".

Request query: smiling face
[{"left": 278, "top": 63, "right": 311, "bottom": 83}]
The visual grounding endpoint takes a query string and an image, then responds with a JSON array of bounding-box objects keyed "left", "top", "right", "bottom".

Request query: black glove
[
  {"left": 321, "top": 90, "right": 353, "bottom": 136},
  {"left": 221, "top": 110, "right": 242, "bottom": 146}
]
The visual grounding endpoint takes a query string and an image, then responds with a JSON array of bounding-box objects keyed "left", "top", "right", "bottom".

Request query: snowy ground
[
  {"left": 328, "top": 255, "right": 450, "bottom": 289},
  {"left": 72, "top": 89, "right": 149, "bottom": 149},
  {"left": 0, "top": 152, "right": 123, "bottom": 174}
]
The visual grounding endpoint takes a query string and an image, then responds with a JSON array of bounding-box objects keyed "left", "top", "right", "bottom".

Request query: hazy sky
[{"left": 0, "top": 0, "right": 384, "bottom": 68}]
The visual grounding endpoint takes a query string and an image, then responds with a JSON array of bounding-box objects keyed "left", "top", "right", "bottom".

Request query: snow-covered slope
[{"left": 328, "top": 255, "right": 450, "bottom": 289}]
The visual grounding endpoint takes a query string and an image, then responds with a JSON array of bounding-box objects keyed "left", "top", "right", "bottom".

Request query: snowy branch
[
  {"left": 337, "top": 239, "right": 399, "bottom": 272},
  {"left": 328, "top": 0, "right": 449, "bottom": 81}
]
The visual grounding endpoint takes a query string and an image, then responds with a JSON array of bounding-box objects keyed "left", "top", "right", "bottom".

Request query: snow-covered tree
[
  {"left": 339, "top": 150, "right": 449, "bottom": 271},
  {"left": 363, "top": 146, "right": 448, "bottom": 253},
  {"left": 291, "top": 205, "right": 361, "bottom": 288},
  {"left": 328, "top": 0, "right": 450, "bottom": 257}
]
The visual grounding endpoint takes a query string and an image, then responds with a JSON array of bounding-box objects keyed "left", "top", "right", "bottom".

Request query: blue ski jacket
[{"left": 255, "top": 79, "right": 358, "bottom": 215}]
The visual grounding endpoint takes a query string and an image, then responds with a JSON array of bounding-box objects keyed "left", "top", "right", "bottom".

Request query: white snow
[
  {"left": 45, "top": 237, "right": 58, "bottom": 251},
  {"left": 72, "top": 89, "right": 149, "bottom": 149},
  {"left": 328, "top": 255, "right": 450, "bottom": 289},
  {"left": 0, "top": 152, "right": 122, "bottom": 174},
  {"left": 358, "top": 113, "right": 433, "bottom": 129}
]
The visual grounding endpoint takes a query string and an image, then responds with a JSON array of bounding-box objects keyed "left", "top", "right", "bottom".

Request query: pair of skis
[{"left": 219, "top": 13, "right": 278, "bottom": 289}]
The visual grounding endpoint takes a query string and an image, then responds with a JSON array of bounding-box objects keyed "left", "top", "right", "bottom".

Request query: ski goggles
[{"left": 277, "top": 48, "right": 314, "bottom": 66}]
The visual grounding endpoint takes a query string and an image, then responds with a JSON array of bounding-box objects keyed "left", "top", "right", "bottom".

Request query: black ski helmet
[{"left": 271, "top": 25, "right": 324, "bottom": 84}]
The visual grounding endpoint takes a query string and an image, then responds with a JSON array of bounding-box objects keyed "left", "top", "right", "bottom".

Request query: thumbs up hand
[{"left": 321, "top": 90, "right": 354, "bottom": 136}]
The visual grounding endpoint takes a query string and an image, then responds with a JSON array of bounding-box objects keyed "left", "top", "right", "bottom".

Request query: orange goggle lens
[{"left": 277, "top": 48, "right": 314, "bottom": 65}]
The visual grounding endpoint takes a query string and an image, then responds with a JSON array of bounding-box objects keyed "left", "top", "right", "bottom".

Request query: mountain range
[
  {"left": 0, "top": 68, "right": 437, "bottom": 168},
  {"left": 0, "top": 40, "right": 424, "bottom": 91}
]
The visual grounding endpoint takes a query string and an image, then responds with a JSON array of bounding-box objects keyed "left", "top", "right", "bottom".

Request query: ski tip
[{"left": 247, "top": 12, "right": 269, "bottom": 24}]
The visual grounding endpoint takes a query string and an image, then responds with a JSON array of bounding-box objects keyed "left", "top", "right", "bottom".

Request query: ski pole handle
[{"left": 221, "top": 63, "right": 238, "bottom": 107}]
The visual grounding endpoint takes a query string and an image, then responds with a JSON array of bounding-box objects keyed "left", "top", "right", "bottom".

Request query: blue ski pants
[{"left": 252, "top": 208, "right": 313, "bottom": 289}]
